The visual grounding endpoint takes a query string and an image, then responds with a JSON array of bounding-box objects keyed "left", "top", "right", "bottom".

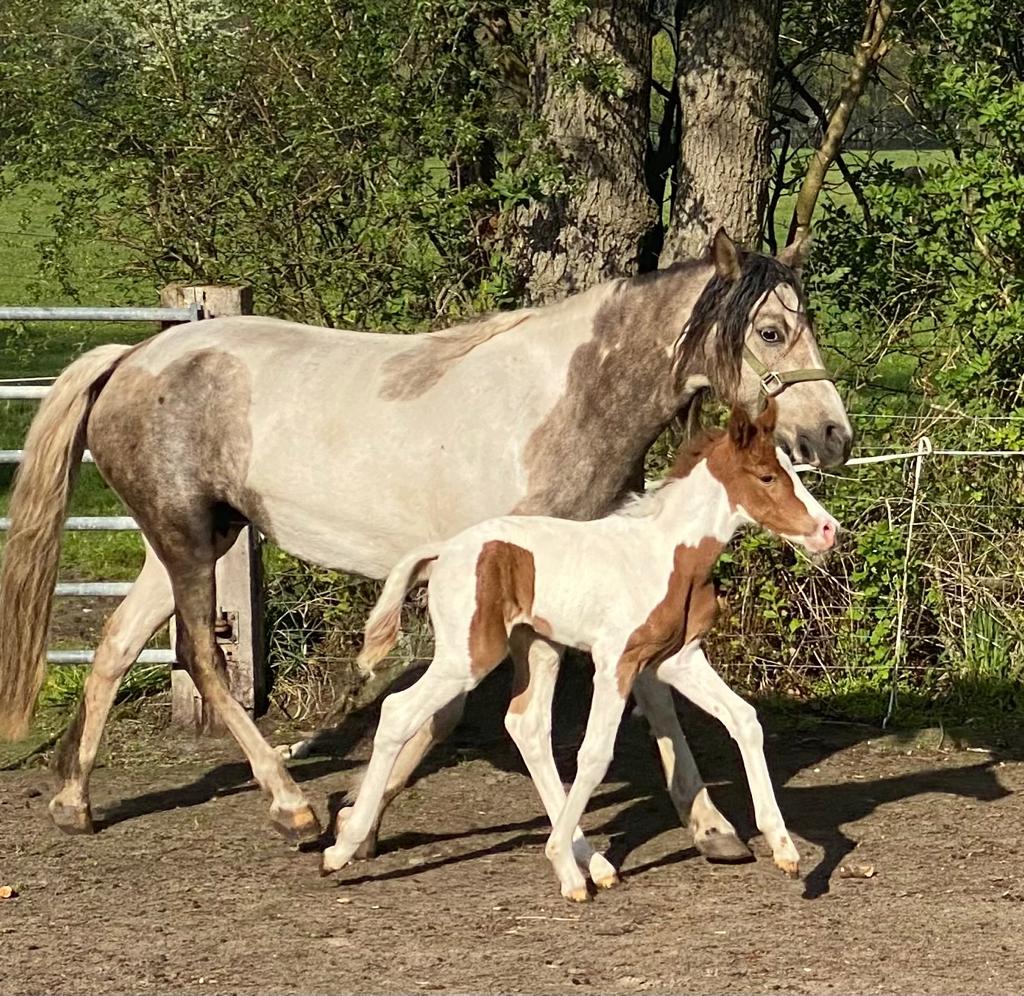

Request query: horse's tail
[
  {"left": 0, "top": 343, "right": 132, "bottom": 740},
  {"left": 357, "top": 546, "right": 439, "bottom": 675}
]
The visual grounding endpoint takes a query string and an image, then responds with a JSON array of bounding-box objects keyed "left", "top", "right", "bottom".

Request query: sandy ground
[{"left": 2, "top": 671, "right": 1024, "bottom": 995}]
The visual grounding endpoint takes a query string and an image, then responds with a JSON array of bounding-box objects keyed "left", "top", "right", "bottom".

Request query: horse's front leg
[
  {"left": 631, "top": 670, "right": 751, "bottom": 862},
  {"left": 656, "top": 644, "right": 800, "bottom": 876}
]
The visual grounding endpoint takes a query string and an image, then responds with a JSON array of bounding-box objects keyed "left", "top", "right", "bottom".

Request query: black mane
[{"left": 676, "top": 251, "right": 804, "bottom": 394}]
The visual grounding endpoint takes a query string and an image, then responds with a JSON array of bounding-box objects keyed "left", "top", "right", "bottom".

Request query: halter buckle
[{"left": 760, "top": 371, "right": 785, "bottom": 397}]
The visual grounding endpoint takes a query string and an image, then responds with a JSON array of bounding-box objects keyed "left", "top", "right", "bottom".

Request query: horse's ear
[
  {"left": 756, "top": 397, "right": 778, "bottom": 435},
  {"left": 711, "top": 227, "right": 742, "bottom": 282},
  {"left": 777, "top": 227, "right": 812, "bottom": 273},
  {"left": 728, "top": 405, "right": 757, "bottom": 449}
]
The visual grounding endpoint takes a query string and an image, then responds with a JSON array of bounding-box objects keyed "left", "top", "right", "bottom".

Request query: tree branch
[
  {"left": 777, "top": 58, "right": 873, "bottom": 228},
  {"left": 787, "top": 0, "right": 893, "bottom": 243}
]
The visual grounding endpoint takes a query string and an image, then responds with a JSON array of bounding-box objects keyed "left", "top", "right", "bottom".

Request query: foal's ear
[
  {"left": 711, "top": 227, "right": 742, "bottom": 283},
  {"left": 756, "top": 397, "right": 778, "bottom": 435},
  {"left": 728, "top": 405, "right": 757, "bottom": 449},
  {"left": 777, "top": 227, "right": 812, "bottom": 273}
]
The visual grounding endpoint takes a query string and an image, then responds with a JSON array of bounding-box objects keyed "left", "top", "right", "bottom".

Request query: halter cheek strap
[{"left": 743, "top": 345, "right": 833, "bottom": 398}]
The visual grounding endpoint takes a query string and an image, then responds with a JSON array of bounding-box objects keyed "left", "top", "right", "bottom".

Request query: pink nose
[{"left": 818, "top": 519, "right": 837, "bottom": 550}]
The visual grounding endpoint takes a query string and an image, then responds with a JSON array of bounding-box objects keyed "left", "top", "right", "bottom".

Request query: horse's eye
[
  {"left": 759, "top": 474, "right": 776, "bottom": 485},
  {"left": 759, "top": 327, "right": 781, "bottom": 344}
]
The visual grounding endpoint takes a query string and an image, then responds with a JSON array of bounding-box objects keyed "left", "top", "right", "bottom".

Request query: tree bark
[
  {"left": 508, "top": 0, "right": 660, "bottom": 304},
  {"left": 662, "top": 0, "right": 781, "bottom": 260}
]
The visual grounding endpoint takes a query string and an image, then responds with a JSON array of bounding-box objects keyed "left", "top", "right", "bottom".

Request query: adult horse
[{"left": 0, "top": 229, "right": 851, "bottom": 863}]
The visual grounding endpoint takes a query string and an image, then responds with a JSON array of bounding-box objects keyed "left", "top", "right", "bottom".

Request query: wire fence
[{"left": 262, "top": 410, "right": 1024, "bottom": 722}]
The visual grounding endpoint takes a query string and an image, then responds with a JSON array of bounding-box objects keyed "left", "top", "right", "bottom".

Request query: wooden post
[{"left": 158, "top": 284, "right": 267, "bottom": 731}]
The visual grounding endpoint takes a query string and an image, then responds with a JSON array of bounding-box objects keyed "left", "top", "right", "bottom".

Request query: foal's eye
[
  {"left": 759, "top": 474, "right": 776, "bottom": 485},
  {"left": 759, "top": 327, "right": 782, "bottom": 344}
]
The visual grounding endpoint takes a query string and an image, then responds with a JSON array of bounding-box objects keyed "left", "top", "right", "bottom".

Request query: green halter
[{"left": 743, "top": 344, "right": 834, "bottom": 399}]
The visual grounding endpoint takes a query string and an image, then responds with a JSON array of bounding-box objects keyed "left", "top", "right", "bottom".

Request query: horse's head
[
  {"left": 709, "top": 400, "right": 839, "bottom": 554},
  {"left": 674, "top": 228, "right": 853, "bottom": 469}
]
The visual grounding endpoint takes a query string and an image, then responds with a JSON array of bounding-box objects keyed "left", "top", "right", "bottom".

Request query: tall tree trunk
[
  {"left": 662, "top": 0, "right": 780, "bottom": 260},
  {"left": 508, "top": 0, "right": 659, "bottom": 304}
]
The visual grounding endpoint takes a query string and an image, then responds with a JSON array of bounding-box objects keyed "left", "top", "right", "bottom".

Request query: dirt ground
[{"left": 3, "top": 671, "right": 1024, "bottom": 996}]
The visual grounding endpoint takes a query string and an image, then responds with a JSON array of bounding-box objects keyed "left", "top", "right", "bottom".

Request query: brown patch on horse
[
  {"left": 615, "top": 537, "right": 721, "bottom": 697},
  {"left": 87, "top": 348, "right": 271, "bottom": 544},
  {"left": 379, "top": 311, "right": 534, "bottom": 401},
  {"left": 468, "top": 541, "right": 542, "bottom": 676},
  {"left": 514, "top": 264, "right": 710, "bottom": 521}
]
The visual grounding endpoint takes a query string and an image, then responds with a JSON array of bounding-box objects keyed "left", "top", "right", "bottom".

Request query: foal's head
[{"left": 676, "top": 401, "right": 839, "bottom": 554}]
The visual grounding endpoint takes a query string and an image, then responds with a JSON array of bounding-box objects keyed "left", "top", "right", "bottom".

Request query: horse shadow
[{"left": 97, "top": 656, "right": 1016, "bottom": 899}]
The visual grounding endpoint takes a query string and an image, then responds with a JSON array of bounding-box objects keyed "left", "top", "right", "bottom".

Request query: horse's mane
[{"left": 673, "top": 251, "right": 804, "bottom": 395}]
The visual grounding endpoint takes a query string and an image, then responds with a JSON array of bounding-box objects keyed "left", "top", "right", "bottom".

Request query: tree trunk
[
  {"left": 508, "top": 0, "right": 660, "bottom": 304},
  {"left": 662, "top": 0, "right": 780, "bottom": 260}
]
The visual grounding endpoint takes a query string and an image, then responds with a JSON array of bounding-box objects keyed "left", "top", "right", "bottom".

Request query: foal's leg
[
  {"left": 631, "top": 671, "right": 750, "bottom": 862},
  {"left": 658, "top": 645, "right": 800, "bottom": 876},
  {"left": 322, "top": 658, "right": 477, "bottom": 873},
  {"left": 49, "top": 545, "right": 174, "bottom": 834},
  {"left": 545, "top": 661, "right": 629, "bottom": 902},
  {"left": 334, "top": 694, "right": 466, "bottom": 859},
  {"left": 158, "top": 528, "right": 320, "bottom": 843},
  {"left": 503, "top": 628, "right": 618, "bottom": 888}
]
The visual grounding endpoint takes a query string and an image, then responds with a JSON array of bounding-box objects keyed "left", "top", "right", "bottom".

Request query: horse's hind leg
[
  {"left": 335, "top": 692, "right": 466, "bottom": 859},
  {"left": 49, "top": 543, "right": 174, "bottom": 834},
  {"left": 632, "top": 670, "right": 751, "bottom": 862},
  {"left": 158, "top": 523, "right": 321, "bottom": 844}
]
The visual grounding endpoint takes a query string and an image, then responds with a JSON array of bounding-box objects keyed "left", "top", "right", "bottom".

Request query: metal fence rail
[{"left": 0, "top": 304, "right": 200, "bottom": 323}]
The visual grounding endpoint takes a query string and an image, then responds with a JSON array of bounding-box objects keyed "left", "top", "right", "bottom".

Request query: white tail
[{"left": 357, "top": 546, "right": 439, "bottom": 674}]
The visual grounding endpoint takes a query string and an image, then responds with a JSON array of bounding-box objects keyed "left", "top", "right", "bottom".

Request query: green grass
[
  {"left": 0, "top": 181, "right": 154, "bottom": 582},
  {"left": 770, "top": 148, "right": 951, "bottom": 249}
]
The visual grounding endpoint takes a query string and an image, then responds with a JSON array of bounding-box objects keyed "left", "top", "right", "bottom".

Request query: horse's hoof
[
  {"left": 562, "top": 885, "right": 591, "bottom": 903},
  {"left": 775, "top": 856, "right": 801, "bottom": 878},
  {"left": 320, "top": 845, "right": 351, "bottom": 877},
  {"left": 587, "top": 853, "right": 619, "bottom": 889},
  {"left": 270, "top": 804, "right": 322, "bottom": 844},
  {"left": 695, "top": 827, "right": 753, "bottom": 864},
  {"left": 49, "top": 799, "right": 95, "bottom": 835}
]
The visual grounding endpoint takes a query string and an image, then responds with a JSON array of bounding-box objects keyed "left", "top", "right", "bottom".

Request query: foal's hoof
[
  {"left": 562, "top": 885, "right": 592, "bottom": 903},
  {"left": 270, "top": 804, "right": 322, "bottom": 845},
  {"left": 588, "top": 853, "right": 620, "bottom": 890},
  {"left": 48, "top": 799, "right": 95, "bottom": 835},
  {"left": 774, "top": 856, "right": 801, "bottom": 879},
  {"left": 320, "top": 845, "right": 352, "bottom": 877},
  {"left": 333, "top": 807, "right": 378, "bottom": 860},
  {"left": 695, "top": 827, "right": 752, "bottom": 864}
]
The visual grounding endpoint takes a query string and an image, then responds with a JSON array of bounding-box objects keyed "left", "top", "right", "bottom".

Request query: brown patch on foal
[
  {"left": 468, "top": 541, "right": 543, "bottom": 677},
  {"left": 379, "top": 312, "right": 534, "bottom": 401},
  {"left": 615, "top": 537, "right": 721, "bottom": 697}
]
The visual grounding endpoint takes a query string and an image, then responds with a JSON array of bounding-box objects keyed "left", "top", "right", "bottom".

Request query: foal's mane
[
  {"left": 672, "top": 250, "right": 804, "bottom": 394},
  {"left": 616, "top": 428, "right": 726, "bottom": 518}
]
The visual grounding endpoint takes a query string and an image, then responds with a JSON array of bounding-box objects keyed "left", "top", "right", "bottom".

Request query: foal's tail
[
  {"left": 357, "top": 546, "right": 439, "bottom": 675},
  {"left": 0, "top": 343, "right": 132, "bottom": 740}
]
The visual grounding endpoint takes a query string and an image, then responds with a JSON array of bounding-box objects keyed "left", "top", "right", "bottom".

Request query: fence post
[{"left": 158, "top": 284, "right": 267, "bottom": 731}]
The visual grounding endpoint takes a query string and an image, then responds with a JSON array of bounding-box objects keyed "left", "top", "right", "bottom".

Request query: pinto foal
[{"left": 321, "top": 403, "right": 838, "bottom": 900}]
